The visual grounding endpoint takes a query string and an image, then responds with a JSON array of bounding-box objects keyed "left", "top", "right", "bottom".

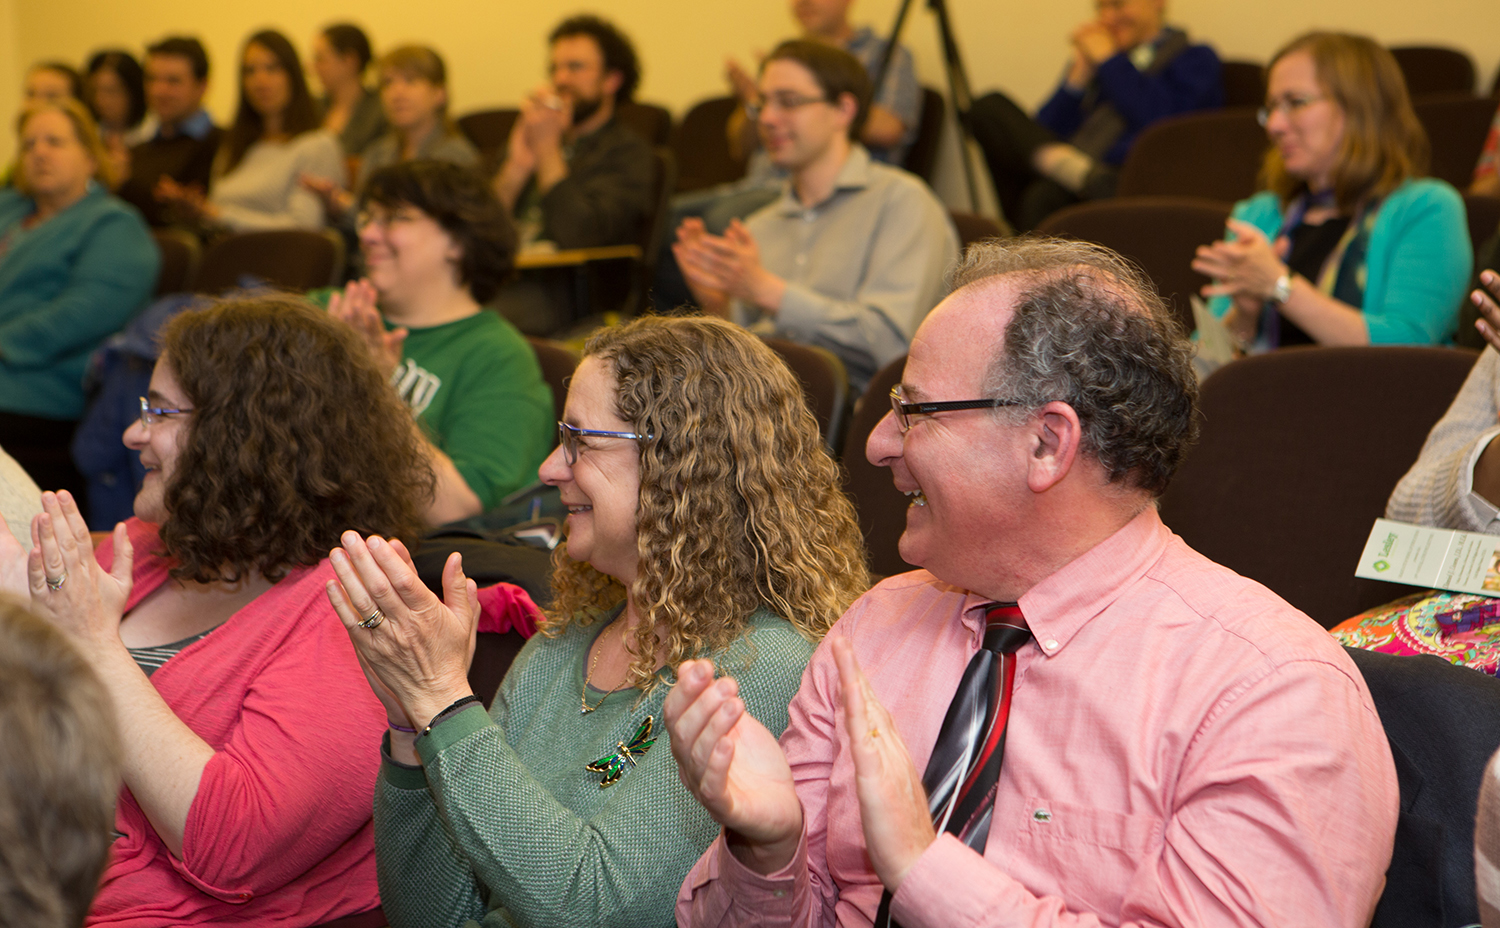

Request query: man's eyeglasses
[
  {"left": 745, "top": 92, "right": 833, "bottom": 122},
  {"left": 138, "top": 397, "right": 192, "bottom": 429},
  {"left": 1257, "top": 94, "right": 1325, "bottom": 127},
  {"left": 888, "top": 385, "right": 1026, "bottom": 433},
  {"left": 556, "top": 421, "right": 652, "bottom": 466}
]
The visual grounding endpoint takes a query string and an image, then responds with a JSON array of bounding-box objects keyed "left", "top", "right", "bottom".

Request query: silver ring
[
  {"left": 45, "top": 571, "right": 67, "bottom": 592},
  {"left": 358, "top": 606, "right": 385, "bottom": 630}
]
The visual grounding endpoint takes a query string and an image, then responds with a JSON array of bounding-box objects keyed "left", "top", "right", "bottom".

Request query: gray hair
[{"left": 953, "top": 236, "right": 1198, "bottom": 496}]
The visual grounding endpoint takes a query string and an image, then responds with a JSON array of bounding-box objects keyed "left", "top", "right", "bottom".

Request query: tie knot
[{"left": 982, "top": 602, "right": 1031, "bottom": 654}]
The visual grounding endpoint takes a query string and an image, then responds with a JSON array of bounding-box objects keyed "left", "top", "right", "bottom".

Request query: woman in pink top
[{"left": 0, "top": 295, "right": 434, "bottom": 926}]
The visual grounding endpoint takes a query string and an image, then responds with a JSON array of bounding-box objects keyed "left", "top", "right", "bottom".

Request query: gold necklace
[{"left": 581, "top": 621, "right": 626, "bottom": 715}]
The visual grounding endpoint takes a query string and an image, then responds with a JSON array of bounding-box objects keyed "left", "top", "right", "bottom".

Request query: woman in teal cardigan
[
  {"left": 0, "top": 98, "right": 157, "bottom": 498},
  {"left": 1193, "top": 32, "right": 1470, "bottom": 349}
]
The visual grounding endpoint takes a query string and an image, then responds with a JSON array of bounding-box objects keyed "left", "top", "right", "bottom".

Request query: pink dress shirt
[{"left": 678, "top": 507, "right": 1399, "bottom": 927}]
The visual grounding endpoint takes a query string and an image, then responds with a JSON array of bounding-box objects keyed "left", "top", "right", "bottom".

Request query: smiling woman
[{"left": 1195, "top": 32, "right": 1471, "bottom": 350}]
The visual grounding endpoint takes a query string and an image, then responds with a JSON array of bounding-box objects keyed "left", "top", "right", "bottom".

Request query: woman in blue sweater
[
  {"left": 1194, "top": 32, "right": 1470, "bottom": 349},
  {"left": 0, "top": 98, "right": 157, "bottom": 502}
]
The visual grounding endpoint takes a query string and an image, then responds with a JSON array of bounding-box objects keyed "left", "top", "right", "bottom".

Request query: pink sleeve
[
  {"left": 171, "top": 598, "right": 386, "bottom": 900},
  {"left": 891, "top": 662, "right": 1399, "bottom": 928},
  {"left": 476, "top": 582, "right": 540, "bottom": 637}
]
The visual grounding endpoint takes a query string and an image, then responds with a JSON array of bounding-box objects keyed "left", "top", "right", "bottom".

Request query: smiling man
[
  {"left": 672, "top": 40, "right": 955, "bottom": 393},
  {"left": 492, "top": 14, "right": 653, "bottom": 250},
  {"left": 666, "top": 237, "right": 1400, "bottom": 928},
  {"left": 116, "top": 36, "right": 223, "bottom": 228},
  {"left": 968, "top": 0, "right": 1222, "bottom": 231}
]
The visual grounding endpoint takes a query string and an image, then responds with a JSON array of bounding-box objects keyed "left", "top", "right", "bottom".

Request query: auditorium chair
[
  {"left": 150, "top": 228, "right": 200, "bottom": 296},
  {"left": 1115, "top": 109, "right": 1266, "bottom": 201},
  {"left": 671, "top": 95, "right": 746, "bottom": 193},
  {"left": 1390, "top": 45, "right": 1477, "bottom": 97},
  {"left": 1413, "top": 93, "right": 1496, "bottom": 189},
  {"left": 193, "top": 229, "right": 345, "bottom": 295},
  {"left": 763, "top": 336, "right": 850, "bottom": 453},
  {"left": 841, "top": 354, "right": 914, "bottom": 578}
]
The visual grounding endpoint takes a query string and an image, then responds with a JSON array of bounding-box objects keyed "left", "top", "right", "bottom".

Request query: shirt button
[
  {"left": 1044, "top": 639, "right": 1058, "bottom": 650},
  {"left": 772, "top": 889, "right": 787, "bottom": 898}
]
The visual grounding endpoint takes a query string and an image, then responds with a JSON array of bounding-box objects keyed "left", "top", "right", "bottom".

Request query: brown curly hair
[
  {"left": 543, "top": 316, "right": 870, "bottom": 692},
  {"left": 157, "top": 295, "right": 434, "bottom": 582}
]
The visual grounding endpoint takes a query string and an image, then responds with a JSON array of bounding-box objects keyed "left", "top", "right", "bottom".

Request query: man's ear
[
  {"left": 834, "top": 91, "right": 859, "bottom": 130},
  {"left": 603, "top": 69, "right": 624, "bottom": 100},
  {"left": 1026, "top": 401, "right": 1083, "bottom": 493}
]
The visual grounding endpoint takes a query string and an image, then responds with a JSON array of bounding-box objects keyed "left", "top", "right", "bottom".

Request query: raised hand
[
  {"left": 327, "top": 278, "right": 405, "bottom": 375},
  {"left": 664, "top": 658, "right": 803, "bottom": 873},
  {"left": 26, "top": 491, "right": 132, "bottom": 655},
  {"left": 1472, "top": 270, "right": 1500, "bottom": 353}
]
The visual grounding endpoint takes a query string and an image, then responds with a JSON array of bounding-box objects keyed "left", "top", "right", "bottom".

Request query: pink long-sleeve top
[
  {"left": 86, "top": 519, "right": 385, "bottom": 927},
  {"left": 679, "top": 506, "right": 1400, "bottom": 928}
]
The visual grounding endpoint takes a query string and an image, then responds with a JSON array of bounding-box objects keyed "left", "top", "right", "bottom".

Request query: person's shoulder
[{"left": 1386, "top": 176, "right": 1464, "bottom": 213}]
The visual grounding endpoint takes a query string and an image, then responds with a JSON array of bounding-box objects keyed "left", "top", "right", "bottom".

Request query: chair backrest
[
  {"left": 1116, "top": 108, "right": 1266, "bottom": 201},
  {"left": 616, "top": 100, "right": 673, "bottom": 147},
  {"left": 762, "top": 336, "right": 850, "bottom": 453},
  {"left": 901, "top": 87, "right": 945, "bottom": 183},
  {"left": 1220, "top": 60, "right": 1267, "bottom": 108},
  {"left": 1390, "top": 45, "right": 1477, "bottom": 97},
  {"left": 1465, "top": 194, "right": 1500, "bottom": 263},
  {"left": 840, "top": 354, "right": 914, "bottom": 577},
  {"left": 671, "top": 95, "right": 747, "bottom": 193},
  {"left": 525, "top": 336, "right": 580, "bottom": 424},
  {"left": 1344, "top": 646, "right": 1500, "bottom": 928},
  {"left": 457, "top": 108, "right": 520, "bottom": 173},
  {"left": 1413, "top": 93, "right": 1496, "bottom": 189},
  {"left": 1158, "top": 346, "right": 1478, "bottom": 628},
  {"left": 948, "top": 210, "right": 1004, "bottom": 250},
  {"left": 621, "top": 146, "right": 679, "bottom": 316},
  {"left": 151, "top": 228, "right": 200, "bottom": 297},
  {"left": 1035, "top": 196, "right": 1232, "bottom": 337},
  {"left": 193, "top": 229, "right": 346, "bottom": 295}
]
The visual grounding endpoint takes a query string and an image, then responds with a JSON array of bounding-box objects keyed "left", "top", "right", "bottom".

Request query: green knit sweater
[{"left": 373, "top": 607, "right": 814, "bottom": 928}]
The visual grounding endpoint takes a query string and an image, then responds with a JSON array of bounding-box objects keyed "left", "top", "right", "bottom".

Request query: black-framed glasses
[
  {"left": 556, "top": 421, "right": 652, "bottom": 466},
  {"left": 1256, "top": 93, "right": 1325, "bottom": 127},
  {"left": 138, "top": 397, "right": 192, "bottom": 429},
  {"left": 888, "top": 385, "right": 1026, "bottom": 433},
  {"left": 744, "top": 92, "right": 833, "bottom": 122}
]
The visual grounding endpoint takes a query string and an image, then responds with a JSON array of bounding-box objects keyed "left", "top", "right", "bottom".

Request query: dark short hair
[
  {"left": 146, "top": 36, "right": 210, "bottom": 82},
  {"left": 85, "top": 49, "right": 148, "bottom": 128},
  {"left": 222, "top": 29, "right": 321, "bottom": 174},
  {"left": 322, "top": 23, "right": 374, "bottom": 72},
  {"left": 362, "top": 160, "right": 518, "bottom": 303},
  {"left": 549, "top": 14, "right": 640, "bottom": 103},
  {"left": 953, "top": 237, "right": 1199, "bottom": 497},
  {"left": 158, "top": 296, "right": 435, "bottom": 583},
  {"left": 29, "top": 61, "right": 84, "bottom": 100},
  {"left": 761, "top": 40, "right": 871, "bottom": 140},
  {"left": 0, "top": 599, "right": 120, "bottom": 928}
]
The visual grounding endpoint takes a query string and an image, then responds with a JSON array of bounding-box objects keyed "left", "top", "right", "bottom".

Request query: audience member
[
  {"left": 1388, "top": 271, "right": 1500, "bottom": 531},
  {"left": 0, "top": 445, "right": 42, "bottom": 553},
  {"left": 23, "top": 61, "right": 84, "bottom": 109},
  {"left": 652, "top": 0, "right": 924, "bottom": 312},
  {"left": 327, "top": 315, "right": 870, "bottom": 928},
  {"left": 0, "top": 598, "right": 120, "bottom": 928},
  {"left": 0, "top": 296, "right": 433, "bottom": 926},
  {"left": 669, "top": 237, "right": 1399, "bottom": 928},
  {"left": 968, "top": 0, "right": 1222, "bottom": 231},
  {"left": 1481, "top": 746, "right": 1500, "bottom": 928},
  {"left": 305, "top": 45, "right": 479, "bottom": 223},
  {"left": 312, "top": 22, "right": 387, "bottom": 158},
  {"left": 492, "top": 14, "right": 654, "bottom": 248},
  {"left": 1194, "top": 32, "right": 1470, "bottom": 350},
  {"left": 115, "top": 37, "right": 222, "bottom": 228},
  {"left": 1472, "top": 101, "right": 1499, "bottom": 198},
  {"left": 83, "top": 50, "right": 149, "bottom": 166},
  {"left": 673, "top": 40, "right": 956, "bottom": 393},
  {"left": 314, "top": 160, "right": 551, "bottom": 522},
  {"left": 0, "top": 100, "right": 158, "bottom": 504},
  {"left": 157, "top": 29, "right": 344, "bottom": 234}
]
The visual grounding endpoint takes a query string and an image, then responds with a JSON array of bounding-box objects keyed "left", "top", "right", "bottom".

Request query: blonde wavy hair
[
  {"left": 14, "top": 98, "right": 116, "bottom": 192},
  {"left": 1260, "top": 31, "right": 1428, "bottom": 213},
  {"left": 543, "top": 316, "right": 871, "bottom": 692}
]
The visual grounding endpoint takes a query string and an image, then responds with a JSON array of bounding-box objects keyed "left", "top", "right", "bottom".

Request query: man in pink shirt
[{"left": 666, "top": 237, "right": 1399, "bottom": 927}]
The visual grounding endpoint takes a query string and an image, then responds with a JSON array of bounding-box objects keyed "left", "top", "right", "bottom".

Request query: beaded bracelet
[{"left": 420, "top": 694, "right": 482, "bottom": 739}]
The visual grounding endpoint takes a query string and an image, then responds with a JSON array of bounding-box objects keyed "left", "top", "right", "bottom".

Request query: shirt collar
[
  {"left": 772, "top": 143, "right": 875, "bottom": 215},
  {"left": 1012, "top": 505, "right": 1173, "bottom": 653},
  {"left": 157, "top": 109, "right": 214, "bottom": 141}
]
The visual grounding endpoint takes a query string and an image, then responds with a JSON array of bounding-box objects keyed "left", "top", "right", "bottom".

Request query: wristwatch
[{"left": 1269, "top": 272, "right": 1294, "bottom": 305}]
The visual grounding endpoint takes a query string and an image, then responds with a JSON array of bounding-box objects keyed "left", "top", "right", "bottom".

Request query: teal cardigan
[
  {"left": 0, "top": 185, "right": 159, "bottom": 419},
  {"left": 1209, "top": 178, "right": 1472, "bottom": 345}
]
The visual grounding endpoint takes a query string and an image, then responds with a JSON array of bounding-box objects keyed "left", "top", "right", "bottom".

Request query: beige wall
[{"left": 7, "top": 0, "right": 1500, "bottom": 203}]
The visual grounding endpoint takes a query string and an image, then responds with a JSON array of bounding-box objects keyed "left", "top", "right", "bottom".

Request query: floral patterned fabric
[{"left": 1331, "top": 590, "right": 1500, "bottom": 674}]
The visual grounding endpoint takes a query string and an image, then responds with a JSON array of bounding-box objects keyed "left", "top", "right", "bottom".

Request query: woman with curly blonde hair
[{"left": 326, "top": 314, "right": 869, "bottom": 928}]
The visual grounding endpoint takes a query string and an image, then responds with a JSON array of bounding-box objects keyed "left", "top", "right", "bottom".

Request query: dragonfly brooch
[{"left": 585, "top": 715, "right": 657, "bottom": 788}]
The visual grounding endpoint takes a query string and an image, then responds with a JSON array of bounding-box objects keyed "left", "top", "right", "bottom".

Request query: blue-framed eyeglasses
[
  {"left": 138, "top": 397, "right": 193, "bottom": 429},
  {"left": 557, "top": 421, "right": 652, "bottom": 466},
  {"left": 888, "top": 385, "right": 1026, "bottom": 433}
]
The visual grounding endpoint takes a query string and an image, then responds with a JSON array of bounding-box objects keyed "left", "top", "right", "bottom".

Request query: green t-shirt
[{"left": 308, "top": 292, "right": 553, "bottom": 509}]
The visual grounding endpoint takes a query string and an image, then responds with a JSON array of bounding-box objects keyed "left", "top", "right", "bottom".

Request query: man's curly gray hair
[{"left": 950, "top": 236, "right": 1199, "bottom": 496}]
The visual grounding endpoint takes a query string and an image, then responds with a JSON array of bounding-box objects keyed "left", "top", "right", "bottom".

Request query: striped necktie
[{"left": 874, "top": 602, "right": 1032, "bottom": 928}]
